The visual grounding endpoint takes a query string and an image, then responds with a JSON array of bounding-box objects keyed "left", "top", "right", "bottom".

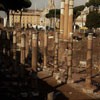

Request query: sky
[
  {"left": 0, "top": 0, "right": 87, "bottom": 18},
  {"left": 30, "top": 0, "right": 87, "bottom": 9}
]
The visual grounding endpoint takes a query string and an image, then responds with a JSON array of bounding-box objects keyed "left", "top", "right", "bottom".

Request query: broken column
[
  {"left": 67, "top": 32, "right": 73, "bottom": 83},
  {"left": 25, "top": 31, "right": 29, "bottom": 59},
  {"left": 31, "top": 30, "right": 39, "bottom": 95},
  {"left": 83, "top": 33, "right": 93, "bottom": 93},
  {"left": 54, "top": 31, "right": 59, "bottom": 72},
  {"left": 13, "top": 30, "right": 16, "bottom": 60},
  {"left": 31, "top": 31, "right": 38, "bottom": 71},
  {"left": 20, "top": 31, "right": 25, "bottom": 64},
  {"left": 47, "top": 92, "right": 54, "bottom": 100}
]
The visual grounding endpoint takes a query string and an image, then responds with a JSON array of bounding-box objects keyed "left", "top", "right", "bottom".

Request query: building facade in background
[
  {"left": 40, "top": 0, "right": 55, "bottom": 27},
  {"left": 75, "top": 7, "right": 89, "bottom": 28},
  {"left": 9, "top": 9, "right": 43, "bottom": 28}
]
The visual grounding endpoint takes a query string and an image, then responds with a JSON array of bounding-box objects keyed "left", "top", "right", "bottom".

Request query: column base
[
  {"left": 53, "top": 72, "right": 67, "bottom": 84},
  {"left": 82, "top": 87, "right": 94, "bottom": 94},
  {"left": 47, "top": 92, "right": 54, "bottom": 100},
  {"left": 59, "top": 33, "right": 63, "bottom": 39},
  {"left": 43, "top": 67, "right": 53, "bottom": 75},
  {"left": 43, "top": 66, "right": 48, "bottom": 71},
  {"left": 67, "top": 78, "right": 74, "bottom": 84},
  {"left": 53, "top": 72, "right": 60, "bottom": 80}
]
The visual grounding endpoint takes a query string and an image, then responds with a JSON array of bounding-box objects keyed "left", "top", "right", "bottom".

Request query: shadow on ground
[{"left": 0, "top": 53, "right": 68, "bottom": 100}]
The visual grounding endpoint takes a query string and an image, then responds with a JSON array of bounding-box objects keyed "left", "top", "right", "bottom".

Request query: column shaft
[
  {"left": 60, "top": 0, "right": 65, "bottom": 39},
  {"left": 63, "top": 0, "right": 69, "bottom": 40},
  {"left": 54, "top": 32, "right": 59, "bottom": 72},
  {"left": 85, "top": 33, "right": 93, "bottom": 88},
  {"left": 20, "top": 32, "right": 25, "bottom": 64},
  {"left": 32, "top": 32, "right": 38, "bottom": 72},
  {"left": 13, "top": 31, "right": 16, "bottom": 60},
  {"left": 68, "top": 0, "right": 74, "bottom": 38}
]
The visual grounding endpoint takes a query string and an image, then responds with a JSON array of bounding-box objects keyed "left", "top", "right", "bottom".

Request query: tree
[
  {"left": 46, "top": 9, "right": 60, "bottom": 19},
  {"left": 45, "top": 9, "right": 60, "bottom": 28},
  {"left": 0, "top": 3, "right": 5, "bottom": 10},
  {"left": 85, "top": 0, "right": 100, "bottom": 11},
  {"left": 86, "top": 0, "right": 100, "bottom": 7},
  {"left": 85, "top": 0, "right": 100, "bottom": 29},
  {"left": 73, "top": 5, "right": 85, "bottom": 21},
  {"left": 0, "top": 0, "right": 31, "bottom": 27},
  {"left": 86, "top": 11, "right": 100, "bottom": 29}
]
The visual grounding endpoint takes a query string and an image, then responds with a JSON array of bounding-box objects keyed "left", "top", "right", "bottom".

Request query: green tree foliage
[
  {"left": 85, "top": 0, "right": 100, "bottom": 29},
  {"left": 46, "top": 9, "right": 60, "bottom": 19},
  {"left": 0, "top": 0, "right": 31, "bottom": 27},
  {"left": 85, "top": 0, "right": 100, "bottom": 7},
  {"left": 0, "top": 3, "right": 5, "bottom": 10},
  {"left": 45, "top": 9, "right": 60, "bottom": 28},
  {"left": 46, "top": 5, "right": 85, "bottom": 21},
  {"left": 73, "top": 5, "right": 85, "bottom": 20},
  {"left": 0, "top": 0, "right": 31, "bottom": 11},
  {"left": 86, "top": 11, "right": 100, "bottom": 29}
]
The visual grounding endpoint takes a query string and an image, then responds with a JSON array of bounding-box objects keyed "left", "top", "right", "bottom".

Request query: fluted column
[
  {"left": 63, "top": 0, "right": 69, "bottom": 40},
  {"left": 60, "top": 0, "right": 65, "bottom": 39},
  {"left": 68, "top": 0, "right": 74, "bottom": 39}
]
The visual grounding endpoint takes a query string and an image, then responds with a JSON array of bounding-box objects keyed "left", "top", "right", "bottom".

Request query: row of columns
[
  {"left": 12, "top": 29, "right": 94, "bottom": 100},
  {"left": 12, "top": 29, "right": 49, "bottom": 73},
  {"left": 60, "top": 0, "right": 74, "bottom": 40}
]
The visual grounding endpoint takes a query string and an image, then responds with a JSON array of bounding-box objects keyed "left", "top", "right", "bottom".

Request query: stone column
[
  {"left": 60, "top": 0, "right": 65, "bottom": 39},
  {"left": 32, "top": 31, "right": 38, "bottom": 72},
  {"left": 83, "top": 33, "right": 93, "bottom": 93},
  {"left": 67, "top": 32, "right": 73, "bottom": 83},
  {"left": 63, "top": 0, "right": 69, "bottom": 40},
  {"left": 43, "top": 31, "right": 48, "bottom": 69},
  {"left": 30, "top": 31, "right": 39, "bottom": 95},
  {"left": 47, "top": 92, "right": 54, "bottom": 100},
  {"left": 68, "top": 0, "right": 74, "bottom": 39},
  {"left": 54, "top": 32, "right": 59, "bottom": 72},
  {"left": 20, "top": 32, "right": 25, "bottom": 64},
  {"left": 13, "top": 30, "right": 16, "bottom": 60},
  {"left": 25, "top": 31, "right": 29, "bottom": 59}
]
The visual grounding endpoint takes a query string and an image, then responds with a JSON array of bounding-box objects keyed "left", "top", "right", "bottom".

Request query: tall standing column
[
  {"left": 63, "top": 0, "right": 69, "bottom": 40},
  {"left": 13, "top": 30, "right": 16, "bottom": 60},
  {"left": 20, "top": 32, "right": 25, "bottom": 64},
  {"left": 83, "top": 33, "right": 93, "bottom": 93},
  {"left": 32, "top": 31, "right": 38, "bottom": 71},
  {"left": 60, "top": 0, "right": 65, "bottom": 39},
  {"left": 43, "top": 31, "right": 48, "bottom": 69},
  {"left": 68, "top": 0, "right": 74, "bottom": 39}
]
